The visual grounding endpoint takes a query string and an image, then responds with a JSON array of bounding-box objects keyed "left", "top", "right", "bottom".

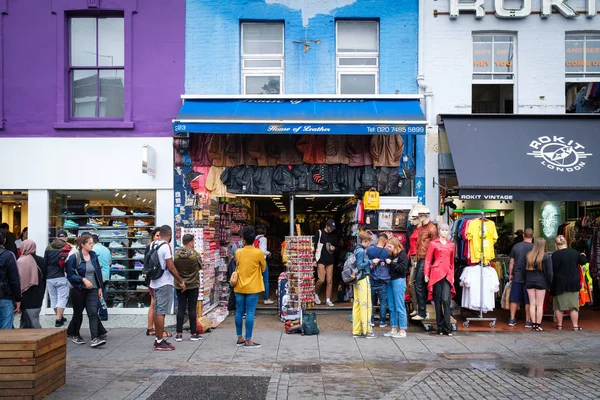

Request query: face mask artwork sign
[{"left": 449, "top": 0, "right": 598, "bottom": 18}]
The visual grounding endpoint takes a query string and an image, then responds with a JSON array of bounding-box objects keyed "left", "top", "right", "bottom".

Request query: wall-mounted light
[
  {"left": 122, "top": 194, "right": 127, "bottom": 199},
  {"left": 115, "top": 192, "right": 120, "bottom": 197}
]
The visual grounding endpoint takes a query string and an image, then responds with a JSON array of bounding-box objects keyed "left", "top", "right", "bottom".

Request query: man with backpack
[
  {"left": 367, "top": 233, "right": 390, "bottom": 327},
  {"left": 44, "top": 230, "right": 72, "bottom": 327},
  {"left": 0, "top": 228, "right": 21, "bottom": 329},
  {"left": 146, "top": 225, "right": 186, "bottom": 351}
]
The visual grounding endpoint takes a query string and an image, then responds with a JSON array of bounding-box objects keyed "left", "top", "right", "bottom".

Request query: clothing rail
[{"left": 463, "top": 210, "right": 497, "bottom": 329}]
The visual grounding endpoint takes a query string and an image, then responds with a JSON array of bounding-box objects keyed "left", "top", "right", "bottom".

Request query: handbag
[
  {"left": 363, "top": 188, "right": 380, "bottom": 210},
  {"left": 230, "top": 252, "right": 240, "bottom": 287},
  {"left": 314, "top": 230, "right": 323, "bottom": 263}
]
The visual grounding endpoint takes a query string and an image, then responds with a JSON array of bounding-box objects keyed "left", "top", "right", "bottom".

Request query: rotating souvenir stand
[
  {"left": 284, "top": 236, "right": 315, "bottom": 325},
  {"left": 462, "top": 210, "right": 497, "bottom": 329}
]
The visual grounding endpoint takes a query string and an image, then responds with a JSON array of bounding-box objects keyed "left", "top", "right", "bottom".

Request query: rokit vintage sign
[{"left": 450, "top": 0, "right": 598, "bottom": 18}]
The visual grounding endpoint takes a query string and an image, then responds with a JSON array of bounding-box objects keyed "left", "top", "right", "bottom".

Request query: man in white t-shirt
[{"left": 151, "top": 225, "right": 186, "bottom": 351}]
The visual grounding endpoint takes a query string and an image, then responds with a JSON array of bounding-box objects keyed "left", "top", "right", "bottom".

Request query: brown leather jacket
[
  {"left": 417, "top": 221, "right": 438, "bottom": 260},
  {"left": 325, "top": 135, "right": 349, "bottom": 164},
  {"left": 346, "top": 136, "right": 373, "bottom": 167},
  {"left": 370, "top": 135, "right": 404, "bottom": 167}
]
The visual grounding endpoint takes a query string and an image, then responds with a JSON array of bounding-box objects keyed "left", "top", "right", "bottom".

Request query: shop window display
[{"left": 49, "top": 190, "right": 156, "bottom": 309}]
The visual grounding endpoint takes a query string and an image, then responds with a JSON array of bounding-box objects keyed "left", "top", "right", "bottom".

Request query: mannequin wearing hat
[
  {"left": 412, "top": 207, "right": 438, "bottom": 321},
  {"left": 406, "top": 206, "right": 423, "bottom": 317}
]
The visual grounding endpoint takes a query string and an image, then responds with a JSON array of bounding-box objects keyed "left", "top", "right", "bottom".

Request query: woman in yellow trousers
[{"left": 352, "top": 233, "right": 376, "bottom": 339}]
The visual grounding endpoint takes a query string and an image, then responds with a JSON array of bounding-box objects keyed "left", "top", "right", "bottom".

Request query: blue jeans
[
  {"left": 371, "top": 281, "right": 388, "bottom": 324},
  {"left": 262, "top": 263, "right": 269, "bottom": 300},
  {"left": 387, "top": 278, "right": 408, "bottom": 330},
  {"left": 0, "top": 299, "right": 15, "bottom": 329},
  {"left": 235, "top": 293, "right": 259, "bottom": 340}
]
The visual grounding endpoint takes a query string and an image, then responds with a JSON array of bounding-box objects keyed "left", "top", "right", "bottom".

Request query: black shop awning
[{"left": 441, "top": 114, "right": 600, "bottom": 201}]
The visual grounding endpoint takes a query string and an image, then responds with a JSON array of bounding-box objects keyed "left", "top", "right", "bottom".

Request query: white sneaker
[
  {"left": 134, "top": 220, "right": 148, "bottom": 227},
  {"left": 133, "top": 252, "right": 145, "bottom": 260},
  {"left": 391, "top": 331, "right": 407, "bottom": 338},
  {"left": 383, "top": 330, "right": 396, "bottom": 337},
  {"left": 410, "top": 311, "right": 418, "bottom": 317},
  {"left": 109, "top": 241, "right": 123, "bottom": 249},
  {"left": 131, "top": 241, "right": 146, "bottom": 249},
  {"left": 264, "top": 299, "right": 274, "bottom": 305},
  {"left": 314, "top": 294, "right": 321, "bottom": 305},
  {"left": 412, "top": 315, "right": 425, "bottom": 321},
  {"left": 326, "top": 299, "right": 335, "bottom": 307},
  {"left": 111, "top": 207, "right": 126, "bottom": 216}
]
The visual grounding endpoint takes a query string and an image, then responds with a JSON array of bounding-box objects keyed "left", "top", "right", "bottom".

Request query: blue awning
[{"left": 173, "top": 96, "right": 426, "bottom": 135}]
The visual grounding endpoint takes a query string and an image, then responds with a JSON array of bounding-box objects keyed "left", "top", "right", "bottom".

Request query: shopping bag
[
  {"left": 196, "top": 316, "right": 212, "bottom": 334},
  {"left": 501, "top": 282, "right": 512, "bottom": 310}
]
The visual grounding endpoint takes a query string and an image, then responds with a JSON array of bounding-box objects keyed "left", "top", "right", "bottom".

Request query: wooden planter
[{"left": 0, "top": 329, "right": 66, "bottom": 400}]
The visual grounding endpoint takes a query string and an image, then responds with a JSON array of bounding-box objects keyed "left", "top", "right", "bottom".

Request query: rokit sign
[
  {"left": 527, "top": 136, "right": 593, "bottom": 172},
  {"left": 450, "top": 0, "right": 598, "bottom": 18}
]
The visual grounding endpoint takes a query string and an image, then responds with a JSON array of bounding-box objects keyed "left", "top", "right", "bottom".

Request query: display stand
[
  {"left": 284, "top": 236, "right": 315, "bottom": 326},
  {"left": 463, "top": 210, "right": 497, "bottom": 329}
]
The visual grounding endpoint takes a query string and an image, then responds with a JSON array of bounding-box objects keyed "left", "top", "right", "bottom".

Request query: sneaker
[
  {"left": 111, "top": 263, "right": 126, "bottom": 270},
  {"left": 113, "top": 221, "right": 127, "bottom": 227},
  {"left": 410, "top": 310, "right": 418, "bottom": 317},
  {"left": 134, "top": 220, "right": 149, "bottom": 227},
  {"left": 110, "top": 274, "right": 125, "bottom": 281},
  {"left": 136, "top": 285, "right": 148, "bottom": 290},
  {"left": 314, "top": 294, "right": 321, "bottom": 305},
  {"left": 135, "top": 231, "right": 150, "bottom": 238},
  {"left": 87, "top": 218, "right": 102, "bottom": 227},
  {"left": 380, "top": 322, "right": 388, "bottom": 328},
  {"left": 190, "top": 334, "right": 202, "bottom": 341},
  {"left": 63, "top": 219, "right": 79, "bottom": 228},
  {"left": 243, "top": 341, "right": 262, "bottom": 348},
  {"left": 365, "top": 332, "right": 377, "bottom": 339},
  {"left": 61, "top": 209, "right": 75, "bottom": 217},
  {"left": 508, "top": 319, "right": 517, "bottom": 327},
  {"left": 98, "top": 334, "right": 107, "bottom": 340},
  {"left": 131, "top": 241, "right": 146, "bottom": 249},
  {"left": 109, "top": 241, "right": 124, "bottom": 249},
  {"left": 524, "top": 321, "right": 533, "bottom": 329},
  {"left": 55, "top": 319, "right": 64, "bottom": 327},
  {"left": 326, "top": 299, "right": 335, "bottom": 307},
  {"left": 352, "top": 334, "right": 365, "bottom": 338},
  {"left": 154, "top": 340, "right": 176, "bottom": 351},
  {"left": 86, "top": 208, "right": 100, "bottom": 216},
  {"left": 412, "top": 315, "right": 425, "bottom": 321},
  {"left": 263, "top": 299, "right": 274, "bottom": 305},
  {"left": 72, "top": 336, "right": 85, "bottom": 345},
  {"left": 236, "top": 338, "right": 245, "bottom": 346},
  {"left": 383, "top": 330, "right": 396, "bottom": 337},
  {"left": 90, "top": 338, "right": 106, "bottom": 348},
  {"left": 133, "top": 211, "right": 149, "bottom": 216},
  {"left": 133, "top": 251, "right": 145, "bottom": 260},
  {"left": 392, "top": 331, "right": 407, "bottom": 338},
  {"left": 134, "top": 261, "right": 144, "bottom": 270},
  {"left": 66, "top": 230, "right": 77, "bottom": 238},
  {"left": 111, "top": 207, "right": 127, "bottom": 216},
  {"left": 175, "top": 333, "right": 183, "bottom": 342}
]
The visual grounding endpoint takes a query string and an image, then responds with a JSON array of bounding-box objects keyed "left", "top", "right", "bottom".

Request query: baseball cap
[
  {"left": 57, "top": 230, "right": 68, "bottom": 239},
  {"left": 326, "top": 219, "right": 336, "bottom": 229}
]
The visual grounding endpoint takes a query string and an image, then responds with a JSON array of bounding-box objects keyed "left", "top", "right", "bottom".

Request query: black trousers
[
  {"left": 67, "top": 288, "right": 106, "bottom": 339},
  {"left": 176, "top": 287, "right": 199, "bottom": 335},
  {"left": 433, "top": 280, "right": 452, "bottom": 334},
  {"left": 415, "top": 259, "right": 427, "bottom": 317}
]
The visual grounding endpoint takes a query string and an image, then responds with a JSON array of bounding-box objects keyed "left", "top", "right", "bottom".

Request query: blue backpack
[{"left": 370, "top": 247, "right": 390, "bottom": 283}]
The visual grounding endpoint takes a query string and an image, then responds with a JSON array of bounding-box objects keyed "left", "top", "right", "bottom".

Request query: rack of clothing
[{"left": 457, "top": 212, "right": 499, "bottom": 328}]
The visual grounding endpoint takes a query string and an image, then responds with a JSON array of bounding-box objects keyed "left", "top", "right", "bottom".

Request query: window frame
[
  {"left": 52, "top": 2, "right": 136, "bottom": 130},
  {"left": 240, "top": 22, "right": 285, "bottom": 95},
  {"left": 472, "top": 33, "right": 516, "bottom": 84},
  {"left": 336, "top": 20, "right": 380, "bottom": 95},
  {"left": 68, "top": 15, "right": 125, "bottom": 120},
  {"left": 565, "top": 33, "right": 600, "bottom": 83}
]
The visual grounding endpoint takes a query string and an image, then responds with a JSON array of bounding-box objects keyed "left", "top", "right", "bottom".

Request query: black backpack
[{"left": 142, "top": 242, "right": 167, "bottom": 284}]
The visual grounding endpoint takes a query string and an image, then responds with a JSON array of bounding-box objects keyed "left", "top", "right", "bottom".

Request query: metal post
[{"left": 289, "top": 195, "right": 295, "bottom": 236}]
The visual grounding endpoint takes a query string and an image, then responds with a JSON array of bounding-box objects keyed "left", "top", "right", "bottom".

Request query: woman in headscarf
[{"left": 17, "top": 240, "right": 47, "bottom": 329}]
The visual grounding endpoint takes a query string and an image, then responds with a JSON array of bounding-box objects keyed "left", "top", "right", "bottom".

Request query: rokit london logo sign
[
  {"left": 449, "top": 0, "right": 598, "bottom": 18},
  {"left": 527, "top": 136, "right": 592, "bottom": 172}
]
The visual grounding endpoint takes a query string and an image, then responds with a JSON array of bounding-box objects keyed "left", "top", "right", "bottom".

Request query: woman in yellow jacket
[{"left": 234, "top": 226, "right": 266, "bottom": 348}]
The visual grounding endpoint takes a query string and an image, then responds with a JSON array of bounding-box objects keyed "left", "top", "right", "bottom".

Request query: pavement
[{"left": 47, "top": 313, "right": 600, "bottom": 400}]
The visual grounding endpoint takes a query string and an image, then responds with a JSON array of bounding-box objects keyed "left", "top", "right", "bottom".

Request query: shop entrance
[{"left": 0, "top": 191, "right": 29, "bottom": 254}]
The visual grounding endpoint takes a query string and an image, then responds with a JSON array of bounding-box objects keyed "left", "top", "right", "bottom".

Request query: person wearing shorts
[
  {"left": 508, "top": 228, "right": 534, "bottom": 328},
  {"left": 44, "top": 230, "right": 72, "bottom": 327},
  {"left": 149, "top": 225, "right": 186, "bottom": 351}
]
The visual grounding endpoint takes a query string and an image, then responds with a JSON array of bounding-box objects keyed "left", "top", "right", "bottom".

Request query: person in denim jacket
[
  {"left": 352, "top": 233, "right": 376, "bottom": 339},
  {"left": 65, "top": 233, "right": 107, "bottom": 348}
]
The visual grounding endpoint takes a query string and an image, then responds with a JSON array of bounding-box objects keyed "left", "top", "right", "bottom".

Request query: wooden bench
[{"left": 0, "top": 329, "right": 66, "bottom": 400}]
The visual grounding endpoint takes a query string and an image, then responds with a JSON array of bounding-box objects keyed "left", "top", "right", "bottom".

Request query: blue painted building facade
[{"left": 183, "top": 0, "right": 425, "bottom": 202}]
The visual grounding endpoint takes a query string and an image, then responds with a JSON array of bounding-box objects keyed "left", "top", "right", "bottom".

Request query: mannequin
[
  {"left": 412, "top": 207, "right": 438, "bottom": 320},
  {"left": 424, "top": 223, "right": 455, "bottom": 336},
  {"left": 406, "top": 206, "right": 423, "bottom": 317}
]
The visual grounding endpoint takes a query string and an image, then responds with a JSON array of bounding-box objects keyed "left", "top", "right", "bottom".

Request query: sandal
[
  {"left": 573, "top": 326, "right": 584, "bottom": 331},
  {"left": 146, "top": 329, "right": 173, "bottom": 338},
  {"left": 555, "top": 325, "right": 562, "bottom": 330}
]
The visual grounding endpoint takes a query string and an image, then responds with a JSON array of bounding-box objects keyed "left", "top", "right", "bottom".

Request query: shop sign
[
  {"left": 450, "top": 0, "right": 598, "bottom": 19},
  {"left": 142, "top": 145, "right": 156, "bottom": 177},
  {"left": 174, "top": 122, "right": 426, "bottom": 135},
  {"left": 527, "top": 136, "right": 592, "bottom": 172},
  {"left": 459, "top": 194, "right": 514, "bottom": 200}
]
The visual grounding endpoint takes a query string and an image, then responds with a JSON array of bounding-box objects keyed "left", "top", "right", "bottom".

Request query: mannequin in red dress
[{"left": 424, "top": 223, "right": 455, "bottom": 336}]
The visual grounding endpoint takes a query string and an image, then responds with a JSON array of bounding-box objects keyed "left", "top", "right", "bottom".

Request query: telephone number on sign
[{"left": 367, "top": 126, "right": 425, "bottom": 133}]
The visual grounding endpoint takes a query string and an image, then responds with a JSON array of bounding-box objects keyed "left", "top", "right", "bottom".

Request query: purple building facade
[{"left": 0, "top": 0, "right": 184, "bottom": 314}]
